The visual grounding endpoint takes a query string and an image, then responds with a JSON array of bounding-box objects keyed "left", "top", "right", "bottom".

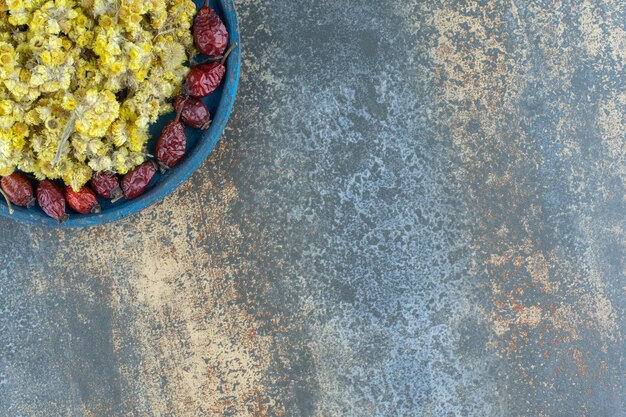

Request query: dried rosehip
[
  {"left": 1, "top": 173, "right": 35, "bottom": 207},
  {"left": 91, "top": 171, "right": 122, "bottom": 200},
  {"left": 175, "top": 96, "right": 211, "bottom": 129},
  {"left": 157, "top": 104, "right": 187, "bottom": 170},
  {"left": 121, "top": 161, "right": 158, "bottom": 200},
  {"left": 66, "top": 186, "right": 101, "bottom": 214},
  {"left": 194, "top": 0, "right": 229, "bottom": 57},
  {"left": 185, "top": 62, "right": 225, "bottom": 98},
  {"left": 185, "top": 43, "right": 237, "bottom": 98},
  {"left": 37, "top": 180, "right": 68, "bottom": 222}
]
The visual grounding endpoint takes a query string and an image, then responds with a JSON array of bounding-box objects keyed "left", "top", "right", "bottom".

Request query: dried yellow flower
[{"left": 0, "top": 0, "right": 195, "bottom": 189}]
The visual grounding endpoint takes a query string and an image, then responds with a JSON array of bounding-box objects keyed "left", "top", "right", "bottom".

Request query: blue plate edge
[{"left": 0, "top": 0, "right": 241, "bottom": 229}]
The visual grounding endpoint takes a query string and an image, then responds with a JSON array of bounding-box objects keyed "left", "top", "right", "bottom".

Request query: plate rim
[{"left": 0, "top": 0, "right": 241, "bottom": 228}]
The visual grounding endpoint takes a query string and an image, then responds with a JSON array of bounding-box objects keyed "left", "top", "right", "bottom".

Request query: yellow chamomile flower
[{"left": 0, "top": 0, "right": 196, "bottom": 189}]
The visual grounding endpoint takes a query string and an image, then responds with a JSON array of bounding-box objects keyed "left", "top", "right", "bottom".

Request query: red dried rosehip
[
  {"left": 1, "top": 173, "right": 35, "bottom": 207},
  {"left": 185, "top": 62, "right": 225, "bottom": 98},
  {"left": 66, "top": 186, "right": 101, "bottom": 214},
  {"left": 91, "top": 171, "right": 122, "bottom": 200},
  {"left": 185, "top": 43, "right": 236, "bottom": 98},
  {"left": 121, "top": 161, "right": 157, "bottom": 200},
  {"left": 194, "top": 0, "right": 228, "bottom": 57},
  {"left": 37, "top": 180, "right": 68, "bottom": 222},
  {"left": 175, "top": 96, "right": 211, "bottom": 129},
  {"left": 157, "top": 104, "right": 187, "bottom": 170}
]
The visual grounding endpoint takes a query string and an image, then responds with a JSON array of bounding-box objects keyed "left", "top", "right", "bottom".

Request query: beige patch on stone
[
  {"left": 516, "top": 305, "right": 543, "bottom": 329},
  {"left": 578, "top": 0, "right": 626, "bottom": 62},
  {"left": 549, "top": 304, "right": 581, "bottom": 343},
  {"left": 525, "top": 253, "right": 559, "bottom": 295},
  {"left": 45, "top": 145, "right": 283, "bottom": 416}
]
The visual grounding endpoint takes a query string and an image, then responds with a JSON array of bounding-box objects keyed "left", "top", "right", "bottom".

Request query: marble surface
[{"left": 0, "top": 0, "right": 624, "bottom": 415}]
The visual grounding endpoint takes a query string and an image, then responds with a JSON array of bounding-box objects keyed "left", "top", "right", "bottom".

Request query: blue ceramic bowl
[{"left": 0, "top": 0, "right": 240, "bottom": 228}]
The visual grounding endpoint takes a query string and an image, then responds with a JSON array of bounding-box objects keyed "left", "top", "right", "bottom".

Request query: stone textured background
[{"left": 0, "top": 0, "right": 624, "bottom": 416}]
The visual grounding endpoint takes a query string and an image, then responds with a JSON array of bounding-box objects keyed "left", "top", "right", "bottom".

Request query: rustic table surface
[{"left": 0, "top": 1, "right": 623, "bottom": 416}]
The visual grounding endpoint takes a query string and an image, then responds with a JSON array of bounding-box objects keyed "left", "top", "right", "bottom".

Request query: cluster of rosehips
[
  {"left": 0, "top": 0, "right": 235, "bottom": 222},
  {"left": 0, "top": 166, "right": 157, "bottom": 220}
]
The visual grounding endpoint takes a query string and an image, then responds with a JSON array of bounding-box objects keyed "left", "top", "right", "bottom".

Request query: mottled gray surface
[{"left": 1, "top": 0, "right": 625, "bottom": 416}]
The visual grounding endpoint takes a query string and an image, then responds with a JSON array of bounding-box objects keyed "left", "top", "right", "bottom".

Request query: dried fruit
[
  {"left": 37, "top": 180, "right": 68, "bottom": 222},
  {"left": 1, "top": 173, "right": 36, "bottom": 208},
  {"left": 157, "top": 102, "right": 188, "bottom": 170},
  {"left": 66, "top": 186, "right": 101, "bottom": 214},
  {"left": 175, "top": 96, "right": 212, "bottom": 129},
  {"left": 91, "top": 171, "right": 123, "bottom": 200},
  {"left": 185, "top": 62, "right": 224, "bottom": 98},
  {"left": 194, "top": 0, "right": 229, "bottom": 57},
  {"left": 121, "top": 161, "right": 158, "bottom": 200},
  {"left": 185, "top": 43, "right": 237, "bottom": 98}
]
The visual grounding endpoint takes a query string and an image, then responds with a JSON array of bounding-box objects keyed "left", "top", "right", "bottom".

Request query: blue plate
[{"left": 0, "top": 0, "right": 240, "bottom": 228}]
